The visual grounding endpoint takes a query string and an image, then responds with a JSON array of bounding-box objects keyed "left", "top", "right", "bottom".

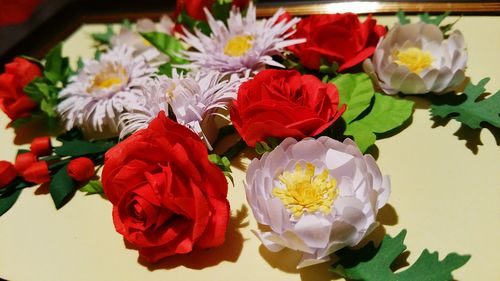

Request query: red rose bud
[
  {"left": 67, "top": 157, "right": 95, "bottom": 182},
  {"left": 14, "top": 152, "right": 37, "bottom": 173},
  {"left": 0, "top": 160, "right": 17, "bottom": 189},
  {"left": 0, "top": 57, "right": 41, "bottom": 120},
  {"left": 23, "top": 161, "right": 50, "bottom": 184},
  {"left": 30, "top": 136, "right": 52, "bottom": 157}
]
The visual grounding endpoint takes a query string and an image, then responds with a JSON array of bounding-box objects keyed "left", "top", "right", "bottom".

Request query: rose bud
[
  {"left": 0, "top": 160, "right": 18, "bottom": 189},
  {"left": 67, "top": 157, "right": 95, "bottom": 182},
  {"left": 30, "top": 136, "right": 52, "bottom": 157},
  {"left": 23, "top": 161, "right": 50, "bottom": 184},
  {"left": 14, "top": 152, "right": 37, "bottom": 173}
]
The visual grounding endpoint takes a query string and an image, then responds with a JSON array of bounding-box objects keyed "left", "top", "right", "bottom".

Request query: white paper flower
[
  {"left": 110, "top": 15, "right": 174, "bottom": 64},
  {"left": 179, "top": 4, "right": 305, "bottom": 74},
  {"left": 245, "top": 137, "right": 390, "bottom": 268},
  {"left": 119, "top": 70, "right": 244, "bottom": 149},
  {"left": 57, "top": 45, "right": 157, "bottom": 138},
  {"left": 363, "top": 22, "right": 467, "bottom": 95}
]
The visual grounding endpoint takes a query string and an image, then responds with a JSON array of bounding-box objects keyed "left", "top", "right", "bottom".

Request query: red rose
[
  {"left": 67, "top": 157, "right": 95, "bottom": 182},
  {"left": 0, "top": 57, "right": 41, "bottom": 120},
  {"left": 288, "top": 13, "right": 386, "bottom": 72},
  {"left": 14, "top": 151, "right": 37, "bottom": 173},
  {"left": 230, "top": 69, "right": 346, "bottom": 147},
  {"left": 0, "top": 0, "right": 42, "bottom": 26},
  {"left": 0, "top": 160, "right": 17, "bottom": 189},
  {"left": 174, "top": 0, "right": 249, "bottom": 21},
  {"left": 30, "top": 136, "right": 52, "bottom": 157},
  {"left": 102, "top": 112, "right": 229, "bottom": 263},
  {"left": 23, "top": 161, "right": 50, "bottom": 184}
]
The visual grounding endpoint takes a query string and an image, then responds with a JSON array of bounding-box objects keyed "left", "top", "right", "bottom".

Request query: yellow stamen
[
  {"left": 89, "top": 64, "right": 127, "bottom": 92},
  {"left": 223, "top": 35, "right": 254, "bottom": 57},
  {"left": 272, "top": 162, "right": 338, "bottom": 218},
  {"left": 394, "top": 47, "right": 434, "bottom": 74}
]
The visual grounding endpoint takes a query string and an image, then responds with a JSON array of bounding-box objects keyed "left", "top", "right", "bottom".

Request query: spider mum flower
[
  {"left": 119, "top": 71, "right": 244, "bottom": 149},
  {"left": 245, "top": 137, "right": 390, "bottom": 268},
  {"left": 57, "top": 45, "right": 157, "bottom": 138},
  {"left": 363, "top": 22, "right": 467, "bottom": 95},
  {"left": 180, "top": 4, "right": 305, "bottom": 74}
]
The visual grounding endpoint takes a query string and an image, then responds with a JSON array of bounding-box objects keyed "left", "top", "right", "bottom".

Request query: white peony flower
[
  {"left": 363, "top": 22, "right": 467, "bottom": 95},
  {"left": 245, "top": 137, "right": 390, "bottom": 268},
  {"left": 179, "top": 4, "right": 305, "bottom": 74},
  {"left": 110, "top": 15, "right": 175, "bottom": 64},
  {"left": 119, "top": 70, "right": 244, "bottom": 149},
  {"left": 57, "top": 45, "right": 157, "bottom": 138}
]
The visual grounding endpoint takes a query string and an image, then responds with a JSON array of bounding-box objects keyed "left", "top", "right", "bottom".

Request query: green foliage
[
  {"left": 141, "top": 32, "right": 189, "bottom": 77},
  {"left": 419, "top": 11, "right": 451, "bottom": 26},
  {"left": 396, "top": 10, "right": 457, "bottom": 37},
  {"left": 80, "top": 180, "right": 104, "bottom": 196},
  {"left": 208, "top": 154, "right": 234, "bottom": 185},
  {"left": 0, "top": 183, "right": 25, "bottom": 216},
  {"left": 50, "top": 164, "right": 76, "bottom": 209},
  {"left": 43, "top": 43, "right": 71, "bottom": 85},
  {"left": 431, "top": 78, "right": 500, "bottom": 129},
  {"left": 255, "top": 137, "right": 281, "bottom": 155},
  {"left": 331, "top": 73, "right": 414, "bottom": 152},
  {"left": 176, "top": 11, "right": 211, "bottom": 35},
  {"left": 331, "top": 230, "right": 471, "bottom": 281},
  {"left": 54, "top": 139, "right": 115, "bottom": 157},
  {"left": 91, "top": 25, "right": 115, "bottom": 45},
  {"left": 212, "top": 0, "right": 233, "bottom": 22},
  {"left": 396, "top": 10, "right": 411, "bottom": 25}
]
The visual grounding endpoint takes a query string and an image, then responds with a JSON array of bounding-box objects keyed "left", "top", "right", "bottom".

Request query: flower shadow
[{"left": 137, "top": 204, "right": 248, "bottom": 271}]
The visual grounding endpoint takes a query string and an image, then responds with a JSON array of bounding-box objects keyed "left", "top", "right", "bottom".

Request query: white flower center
[
  {"left": 394, "top": 47, "right": 434, "bottom": 74},
  {"left": 223, "top": 35, "right": 254, "bottom": 57},
  {"left": 89, "top": 63, "right": 128, "bottom": 92},
  {"left": 273, "top": 162, "right": 338, "bottom": 218}
]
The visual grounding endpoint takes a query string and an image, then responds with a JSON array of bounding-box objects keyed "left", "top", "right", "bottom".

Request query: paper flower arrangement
[
  {"left": 363, "top": 22, "right": 467, "bottom": 95},
  {"left": 1, "top": 2, "right": 489, "bottom": 280}
]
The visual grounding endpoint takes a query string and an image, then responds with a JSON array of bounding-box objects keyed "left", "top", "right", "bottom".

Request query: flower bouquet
[{"left": 1, "top": 1, "right": 499, "bottom": 280}]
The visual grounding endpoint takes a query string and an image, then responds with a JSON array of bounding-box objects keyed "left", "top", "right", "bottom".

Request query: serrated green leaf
[
  {"left": 331, "top": 229, "right": 470, "bottom": 281},
  {"left": 419, "top": 11, "right": 451, "bottom": 26},
  {"left": 0, "top": 189, "right": 22, "bottom": 216},
  {"left": 54, "top": 140, "right": 115, "bottom": 157},
  {"left": 40, "top": 99, "right": 57, "bottom": 117},
  {"left": 80, "top": 180, "right": 104, "bottom": 195},
  {"left": 397, "top": 10, "right": 411, "bottom": 25},
  {"left": 91, "top": 25, "right": 115, "bottom": 45},
  {"left": 50, "top": 165, "right": 76, "bottom": 209},
  {"left": 331, "top": 73, "right": 375, "bottom": 124},
  {"left": 44, "top": 43, "right": 70, "bottom": 85},
  {"left": 344, "top": 93, "right": 414, "bottom": 152},
  {"left": 430, "top": 78, "right": 500, "bottom": 129},
  {"left": 141, "top": 32, "right": 188, "bottom": 65}
]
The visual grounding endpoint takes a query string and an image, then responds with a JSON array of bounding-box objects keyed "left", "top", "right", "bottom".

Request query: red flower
[
  {"left": 23, "top": 161, "right": 50, "bottom": 184},
  {"left": 30, "top": 136, "right": 52, "bottom": 157},
  {"left": 0, "top": 0, "right": 42, "bottom": 26},
  {"left": 174, "top": 0, "right": 250, "bottom": 21},
  {"left": 0, "top": 57, "right": 41, "bottom": 120},
  {"left": 14, "top": 152, "right": 37, "bottom": 173},
  {"left": 67, "top": 157, "right": 95, "bottom": 182},
  {"left": 288, "top": 13, "right": 386, "bottom": 72},
  {"left": 230, "top": 69, "right": 346, "bottom": 147},
  {"left": 102, "top": 112, "right": 229, "bottom": 263},
  {"left": 0, "top": 160, "right": 17, "bottom": 189}
]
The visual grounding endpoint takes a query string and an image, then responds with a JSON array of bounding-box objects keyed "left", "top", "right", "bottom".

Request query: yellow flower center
[
  {"left": 89, "top": 64, "right": 127, "bottom": 92},
  {"left": 272, "top": 162, "right": 338, "bottom": 218},
  {"left": 394, "top": 47, "right": 434, "bottom": 74},
  {"left": 223, "top": 35, "right": 254, "bottom": 57}
]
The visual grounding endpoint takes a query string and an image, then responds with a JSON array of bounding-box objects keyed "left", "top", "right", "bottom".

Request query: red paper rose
[
  {"left": 67, "top": 157, "right": 95, "bottom": 182},
  {"left": 23, "top": 161, "right": 50, "bottom": 184},
  {"left": 288, "top": 13, "right": 386, "bottom": 72},
  {"left": 230, "top": 69, "right": 346, "bottom": 147},
  {"left": 174, "top": 0, "right": 249, "bottom": 21},
  {"left": 102, "top": 112, "right": 229, "bottom": 263},
  {"left": 14, "top": 151, "right": 37, "bottom": 173},
  {"left": 0, "top": 57, "right": 41, "bottom": 120},
  {"left": 0, "top": 0, "right": 42, "bottom": 26},
  {"left": 30, "top": 136, "right": 52, "bottom": 157},
  {"left": 0, "top": 160, "right": 17, "bottom": 189}
]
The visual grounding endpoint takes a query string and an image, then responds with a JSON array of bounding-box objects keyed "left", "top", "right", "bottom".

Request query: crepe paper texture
[
  {"left": 331, "top": 229, "right": 471, "bottom": 281},
  {"left": 431, "top": 78, "right": 500, "bottom": 129},
  {"left": 330, "top": 73, "right": 414, "bottom": 152}
]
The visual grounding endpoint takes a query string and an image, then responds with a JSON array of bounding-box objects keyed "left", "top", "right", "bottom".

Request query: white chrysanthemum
[
  {"left": 245, "top": 137, "right": 390, "bottom": 268},
  {"left": 180, "top": 4, "right": 305, "bottom": 74},
  {"left": 110, "top": 15, "right": 175, "bottom": 64},
  {"left": 363, "top": 22, "right": 467, "bottom": 95},
  {"left": 119, "top": 71, "right": 244, "bottom": 149},
  {"left": 57, "top": 45, "right": 157, "bottom": 138}
]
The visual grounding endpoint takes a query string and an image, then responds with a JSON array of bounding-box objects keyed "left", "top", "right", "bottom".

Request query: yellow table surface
[{"left": 0, "top": 15, "right": 499, "bottom": 281}]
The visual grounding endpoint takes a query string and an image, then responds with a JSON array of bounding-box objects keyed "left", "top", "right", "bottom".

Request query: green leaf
[
  {"left": 0, "top": 189, "right": 22, "bottom": 216},
  {"left": 43, "top": 43, "right": 70, "bottom": 85},
  {"left": 419, "top": 11, "right": 451, "bottom": 26},
  {"left": 212, "top": 0, "right": 232, "bottom": 22},
  {"left": 344, "top": 93, "right": 414, "bottom": 152},
  {"left": 91, "top": 25, "right": 115, "bottom": 45},
  {"left": 431, "top": 78, "right": 500, "bottom": 129},
  {"left": 80, "top": 180, "right": 104, "bottom": 195},
  {"left": 331, "top": 230, "right": 471, "bottom": 281},
  {"left": 397, "top": 10, "right": 411, "bottom": 25},
  {"left": 40, "top": 99, "right": 57, "bottom": 117},
  {"left": 54, "top": 139, "right": 115, "bottom": 157},
  {"left": 331, "top": 73, "right": 375, "bottom": 124},
  {"left": 208, "top": 154, "right": 234, "bottom": 185},
  {"left": 121, "top": 19, "right": 132, "bottom": 30},
  {"left": 141, "top": 32, "right": 188, "bottom": 64},
  {"left": 176, "top": 11, "right": 212, "bottom": 35},
  {"left": 50, "top": 165, "right": 76, "bottom": 209}
]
